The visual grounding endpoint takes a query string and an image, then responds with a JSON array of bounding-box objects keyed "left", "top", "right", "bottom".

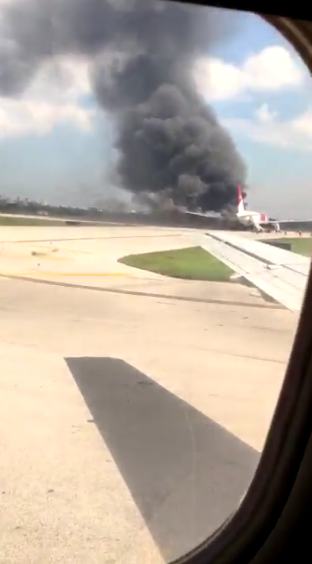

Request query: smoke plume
[{"left": 0, "top": 0, "right": 247, "bottom": 212}]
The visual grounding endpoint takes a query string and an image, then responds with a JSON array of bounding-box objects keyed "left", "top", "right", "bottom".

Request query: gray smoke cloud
[{"left": 0, "top": 0, "right": 247, "bottom": 212}]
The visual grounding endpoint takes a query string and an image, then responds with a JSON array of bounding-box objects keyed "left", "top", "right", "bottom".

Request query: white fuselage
[
  {"left": 237, "top": 210, "right": 262, "bottom": 221},
  {"left": 237, "top": 211, "right": 280, "bottom": 233},
  {"left": 237, "top": 211, "right": 263, "bottom": 230}
]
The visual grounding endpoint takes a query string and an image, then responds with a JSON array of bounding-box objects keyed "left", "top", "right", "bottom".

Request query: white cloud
[
  {"left": 194, "top": 58, "right": 244, "bottom": 100},
  {"left": 0, "top": 34, "right": 307, "bottom": 139},
  {"left": 0, "top": 55, "right": 96, "bottom": 138},
  {"left": 193, "top": 46, "right": 306, "bottom": 101},
  {"left": 0, "top": 99, "right": 93, "bottom": 137},
  {"left": 222, "top": 105, "right": 312, "bottom": 152},
  {"left": 243, "top": 46, "right": 303, "bottom": 90},
  {"left": 255, "top": 103, "right": 278, "bottom": 123},
  {"left": 292, "top": 109, "right": 312, "bottom": 136}
]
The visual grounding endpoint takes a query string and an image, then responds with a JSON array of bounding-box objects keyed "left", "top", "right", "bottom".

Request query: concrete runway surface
[{"left": 0, "top": 225, "right": 299, "bottom": 563}]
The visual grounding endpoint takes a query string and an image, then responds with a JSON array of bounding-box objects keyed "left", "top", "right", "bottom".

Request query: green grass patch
[
  {"left": 267, "top": 237, "right": 312, "bottom": 257},
  {"left": 119, "top": 246, "right": 233, "bottom": 282}
]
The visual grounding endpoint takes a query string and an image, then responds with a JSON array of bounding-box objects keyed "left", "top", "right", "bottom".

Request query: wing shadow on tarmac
[{"left": 65, "top": 357, "right": 259, "bottom": 562}]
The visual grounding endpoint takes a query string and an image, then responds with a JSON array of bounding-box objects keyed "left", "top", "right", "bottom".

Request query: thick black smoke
[{"left": 0, "top": 0, "right": 247, "bottom": 212}]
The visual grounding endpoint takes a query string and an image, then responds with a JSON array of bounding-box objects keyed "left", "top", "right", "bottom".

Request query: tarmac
[{"left": 0, "top": 225, "right": 300, "bottom": 563}]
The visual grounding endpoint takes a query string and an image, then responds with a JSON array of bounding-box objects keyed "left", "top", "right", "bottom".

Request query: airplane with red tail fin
[
  {"left": 235, "top": 184, "right": 280, "bottom": 233},
  {"left": 183, "top": 183, "right": 312, "bottom": 233}
]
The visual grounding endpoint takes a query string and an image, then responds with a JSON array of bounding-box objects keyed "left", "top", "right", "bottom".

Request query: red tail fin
[
  {"left": 238, "top": 184, "right": 243, "bottom": 203},
  {"left": 237, "top": 184, "right": 245, "bottom": 214}
]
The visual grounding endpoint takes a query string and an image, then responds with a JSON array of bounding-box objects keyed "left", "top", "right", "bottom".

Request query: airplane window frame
[
  {"left": 1, "top": 2, "right": 310, "bottom": 563},
  {"left": 161, "top": 2, "right": 312, "bottom": 563}
]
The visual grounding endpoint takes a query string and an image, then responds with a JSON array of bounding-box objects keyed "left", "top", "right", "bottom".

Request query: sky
[{"left": 0, "top": 2, "right": 311, "bottom": 218}]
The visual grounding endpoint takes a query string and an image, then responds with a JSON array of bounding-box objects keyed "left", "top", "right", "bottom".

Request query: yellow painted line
[
  {"left": 1, "top": 254, "right": 71, "bottom": 261},
  {"left": 35, "top": 244, "right": 92, "bottom": 255},
  {"left": 20, "top": 272, "right": 128, "bottom": 277},
  {"left": 0, "top": 254, "right": 30, "bottom": 258},
  {"left": 2, "top": 244, "right": 91, "bottom": 255},
  {"left": 35, "top": 256, "right": 71, "bottom": 261},
  {"left": 31, "top": 244, "right": 59, "bottom": 251},
  {"left": 57, "top": 247, "right": 92, "bottom": 255}
]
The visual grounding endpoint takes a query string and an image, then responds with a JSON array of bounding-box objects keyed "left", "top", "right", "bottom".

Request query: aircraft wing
[
  {"left": 259, "top": 218, "right": 312, "bottom": 226},
  {"left": 271, "top": 219, "right": 312, "bottom": 223},
  {"left": 199, "top": 231, "right": 310, "bottom": 311}
]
